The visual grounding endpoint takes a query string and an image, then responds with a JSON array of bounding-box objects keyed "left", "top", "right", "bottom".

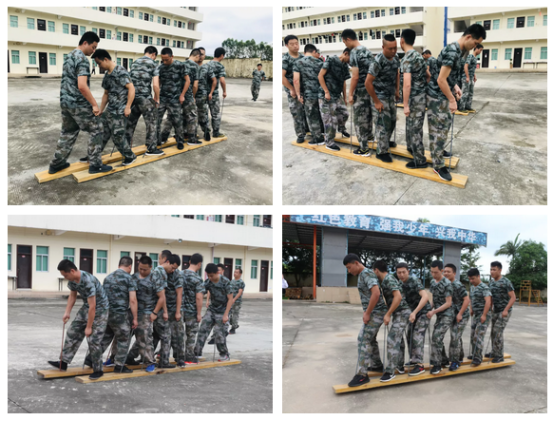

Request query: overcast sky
[{"left": 198, "top": 8, "right": 273, "bottom": 56}]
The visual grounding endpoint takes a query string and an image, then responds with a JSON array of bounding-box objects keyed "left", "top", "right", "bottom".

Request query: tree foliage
[
  {"left": 507, "top": 240, "right": 547, "bottom": 290},
  {"left": 221, "top": 38, "right": 273, "bottom": 60},
  {"left": 495, "top": 233, "right": 522, "bottom": 260}
]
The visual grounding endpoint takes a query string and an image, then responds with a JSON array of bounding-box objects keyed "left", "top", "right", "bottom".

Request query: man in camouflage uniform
[
  {"left": 342, "top": 28, "right": 375, "bottom": 156},
  {"left": 396, "top": 262, "right": 431, "bottom": 376},
  {"left": 207, "top": 47, "right": 227, "bottom": 138},
  {"left": 459, "top": 44, "right": 483, "bottom": 112},
  {"left": 428, "top": 260, "right": 454, "bottom": 374},
  {"left": 427, "top": 24, "right": 486, "bottom": 181},
  {"left": 194, "top": 263, "right": 233, "bottom": 361},
  {"left": 183, "top": 49, "right": 202, "bottom": 145},
  {"left": 195, "top": 50, "right": 216, "bottom": 141},
  {"left": 317, "top": 48, "right": 351, "bottom": 152},
  {"left": 282, "top": 35, "right": 308, "bottom": 143},
  {"left": 162, "top": 255, "right": 186, "bottom": 366},
  {"left": 229, "top": 268, "right": 246, "bottom": 334},
  {"left": 400, "top": 29, "right": 428, "bottom": 169},
  {"left": 125, "top": 46, "right": 164, "bottom": 156},
  {"left": 91, "top": 49, "right": 137, "bottom": 165},
  {"left": 443, "top": 263, "right": 470, "bottom": 371},
  {"left": 251, "top": 63, "right": 266, "bottom": 101},
  {"left": 48, "top": 259, "right": 109, "bottom": 380},
  {"left": 208, "top": 263, "right": 232, "bottom": 344},
  {"left": 468, "top": 268, "right": 492, "bottom": 366},
  {"left": 48, "top": 32, "right": 113, "bottom": 175},
  {"left": 366, "top": 34, "right": 400, "bottom": 162},
  {"left": 488, "top": 261, "right": 516, "bottom": 363},
  {"left": 293, "top": 44, "right": 325, "bottom": 146},
  {"left": 423, "top": 50, "right": 436, "bottom": 86},
  {"left": 182, "top": 253, "right": 205, "bottom": 363}
]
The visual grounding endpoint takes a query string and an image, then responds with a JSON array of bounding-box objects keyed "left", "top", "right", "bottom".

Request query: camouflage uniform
[
  {"left": 459, "top": 54, "right": 478, "bottom": 111},
  {"left": 125, "top": 56, "right": 159, "bottom": 149},
  {"left": 207, "top": 60, "right": 226, "bottom": 134},
  {"left": 251, "top": 69, "right": 266, "bottom": 100},
  {"left": 62, "top": 271, "right": 109, "bottom": 373},
  {"left": 355, "top": 268, "right": 387, "bottom": 376},
  {"left": 318, "top": 55, "right": 350, "bottom": 147},
  {"left": 401, "top": 49, "right": 427, "bottom": 164},
  {"left": 164, "top": 269, "right": 185, "bottom": 363},
  {"left": 429, "top": 277, "right": 454, "bottom": 366},
  {"left": 182, "top": 269, "right": 205, "bottom": 360},
  {"left": 349, "top": 45, "right": 375, "bottom": 149},
  {"left": 469, "top": 282, "right": 492, "bottom": 362},
  {"left": 157, "top": 59, "right": 186, "bottom": 144},
  {"left": 195, "top": 63, "right": 216, "bottom": 135},
  {"left": 400, "top": 276, "right": 432, "bottom": 364},
  {"left": 50, "top": 49, "right": 104, "bottom": 168},
  {"left": 183, "top": 60, "right": 199, "bottom": 139},
  {"left": 427, "top": 42, "right": 465, "bottom": 169},
  {"left": 489, "top": 277, "right": 515, "bottom": 359},
  {"left": 283, "top": 52, "right": 308, "bottom": 140},
  {"left": 229, "top": 278, "right": 246, "bottom": 330},
  {"left": 148, "top": 266, "right": 171, "bottom": 365},
  {"left": 293, "top": 55, "right": 324, "bottom": 142},
  {"left": 448, "top": 279, "right": 470, "bottom": 363},
  {"left": 369, "top": 53, "right": 400, "bottom": 154}
]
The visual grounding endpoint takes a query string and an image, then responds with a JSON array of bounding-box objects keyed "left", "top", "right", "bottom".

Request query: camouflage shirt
[
  {"left": 451, "top": 279, "right": 470, "bottom": 319},
  {"left": 401, "top": 276, "right": 432, "bottom": 317},
  {"left": 67, "top": 270, "right": 109, "bottom": 311},
  {"left": 470, "top": 281, "right": 492, "bottom": 314},
  {"left": 157, "top": 59, "right": 187, "bottom": 104},
  {"left": 102, "top": 268, "right": 137, "bottom": 314},
  {"left": 130, "top": 56, "right": 159, "bottom": 99},
  {"left": 400, "top": 49, "right": 427, "bottom": 97},
  {"left": 357, "top": 268, "right": 387, "bottom": 313},
  {"left": 489, "top": 277, "right": 515, "bottom": 313},
  {"left": 318, "top": 55, "right": 350, "bottom": 100},
  {"left": 101, "top": 65, "right": 132, "bottom": 114},
  {"left": 207, "top": 60, "right": 226, "bottom": 96},
  {"left": 282, "top": 52, "right": 304, "bottom": 96},
  {"left": 349, "top": 45, "right": 374, "bottom": 90},
  {"left": 185, "top": 60, "right": 199, "bottom": 101},
  {"left": 380, "top": 273, "right": 410, "bottom": 312},
  {"left": 293, "top": 55, "right": 323, "bottom": 100},
  {"left": 133, "top": 269, "right": 167, "bottom": 314},
  {"left": 430, "top": 277, "right": 453, "bottom": 317},
  {"left": 182, "top": 269, "right": 205, "bottom": 315},
  {"left": 427, "top": 41, "right": 465, "bottom": 100},
  {"left": 252, "top": 69, "right": 266, "bottom": 85},
  {"left": 368, "top": 53, "right": 400, "bottom": 99},
  {"left": 203, "top": 277, "right": 232, "bottom": 314},
  {"left": 230, "top": 278, "right": 246, "bottom": 304},
  {"left": 60, "top": 49, "right": 91, "bottom": 109},
  {"left": 196, "top": 63, "right": 216, "bottom": 99},
  {"left": 464, "top": 54, "right": 478, "bottom": 80},
  {"left": 165, "top": 269, "right": 184, "bottom": 314}
]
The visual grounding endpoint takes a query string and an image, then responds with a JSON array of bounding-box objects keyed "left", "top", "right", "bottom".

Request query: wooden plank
[
  {"left": 75, "top": 359, "right": 241, "bottom": 384},
  {"left": 333, "top": 359, "right": 515, "bottom": 394},
  {"left": 455, "top": 110, "right": 469, "bottom": 116},
  {"left": 333, "top": 135, "right": 460, "bottom": 169},
  {"left": 292, "top": 141, "right": 468, "bottom": 189},
  {"left": 72, "top": 136, "right": 227, "bottom": 183},
  {"left": 396, "top": 103, "right": 468, "bottom": 116}
]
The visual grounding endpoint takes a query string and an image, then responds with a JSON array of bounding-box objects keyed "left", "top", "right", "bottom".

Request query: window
[
  {"left": 149, "top": 37, "right": 153, "bottom": 44},
  {"left": 527, "top": 16, "right": 535, "bottom": 27},
  {"left": 97, "top": 250, "right": 107, "bottom": 274},
  {"left": 10, "top": 15, "right": 18, "bottom": 27},
  {"left": 92, "top": 27, "right": 97, "bottom": 34},
  {"left": 8, "top": 244, "right": 12, "bottom": 271},
  {"left": 543, "top": 14, "right": 547, "bottom": 26},
  {"left": 395, "top": 29, "right": 401, "bottom": 38},
  {"left": 491, "top": 49, "right": 498, "bottom": 60},
  {"left": 129, "top": 59, "right": 133, "bottom": 67},
  {"left": 80, "top": 25, "right": 86, "bottom": 35},
  {"left": 188, "top": 22, "right": 195, "bottom": 30},
  {"left": 483, "top": 20, "right": 491, "bottom": 30},
  {"left": 123, "top": 8, "right": 129, "bottom": 17},
  {"left": 48, "top": 21, "right": 55, "bottom": 32},
  {"left": 363, "top": 12, "right": 367, "bottom": 19},
  {"left": 107, "top": 7, "right": 112, "bottom": 13},
  {"left": 507, "top": 18, "right": 514, "bottom": 29},
  {"left": 364, "top": 32, "right": 368, "bottom": 40},
  {"left": 129, "top": 34, "right": 133, "bottom": 43},
  {"left": 63, "top": 23, "right": 69, "bottom": 34},
  {"left": 237, "top": 215, "right": 244, "bottom": 225},
  {"left": 139, "top": 35, "right": 143, "bottom": 43},
  {"left": 36, "top": 246, "right": 49, "bottom": 272},
  {"left": 117, "top": 57, "right": 121, "bottom": 66},
  {"left": 516, "top": 17, "right": 525, "bottom": 28},
  {"left": 505, "top": 48, "right": 512, "bottom": 60},
  {"left": 92, "top": 7, "right": 97, "bottom": 10},
  {"left": 524, "top": 47, "right": 532, "bottom": 60},
  {"left": 251, "top": 260, "right": 258, "bottom": 279},
  {"left": 71, "top": 25, "right": 78, "bottom": 35},
  {"left": 63, "top": 54, "right": 68, "bottom": 61},
  {"left": 99, "top": 28, "right": 105, "bottom": 38},
  {"left": 64, "top": 248, "right": 75, "bottom": 262},
  {"left": 37, "top": 19, "right": 46, "bottom": 31},
  {"left": 389, "top": 8, "right": 394, "bottom": 16},
  {"left": 139, "top": 12, "right": 143, "bottom": 20},
  {"left": 144, "top": 13, "right": 149, "bottom": 21},
  {"left": 540, "top": 47, "right": 547, "bottom": 60},
  {"left": 171, "top": 214, "right": 180, "bottom": 218},
  {"left": 150, "top": 14, "right": 154, "bottom": 22},
  {"left": 49, "top": 53, "right": 56, "bottom": 65},
  {"left": 157, "top": 38, "right": 161, "bottom": 45},
  {"left": 253, "top": 215, "right": 260, "bottom": 227},
  {"left": 395, "top": 7, "right": 400, "bottom": 15},
  {"left": 163, "top": 17, "right": 167, "bottom": 25},
  {"left": 158, "top": 16, "right": 161, "bottom": 24},
  {"left": 371, "top": 11, "right": 375, "bottom": 19},
  {"left": 235, "top": 259, "right": 242, "bottom": 270},
  {"left": 130, "top": 10, "right": 134, "bottom": 18},
  {"left": 27, "top": 18, "right": 35, "bottom": 30},
  {"left": 28, "top": 51, "right": 36, "bottom": 65},
  {"left": 120, "top": 251, "right": 130, "bottom": 257},
  {"left": 150, "top": 253, "right": 159, "bottom": 269},
  {"left": 173, "top": 40, "right": 176, "bottom": 47},
  {"left": 375, "top": 10, "right": 380, "bottom": 18},
  {"left": 381, "top": 9, "right": 385, "bottom": 17},
  {"left": 117, "top": 7, "right": 122, "bottom": 15},
  {"left": 117, "top": 31, "right": 121, "bottom": 41},
  {"left": 493, "top": 19, "right": 500, "bottom": 30},
  {"left": 214, "top": 257, "right": 220, "bottom": 265},
  {"left": 99, "top": 7, "right": 104, "bottom": 11},
  {"left": 215, "top": 215, "right": 223, "bottom": 222},
  {"left": 11, "top": 50, "right": 20, "bottom": 64},
  {"left": 196, "top": 215, "right": 204, "bottom": 220},
  {"left": 123, "top": 32, "right": 128, "bottom": 42},
  {"left": 401, "top": 7, "right": 406, "bottom": 14},
  {"left": 107, "top": 30, "right": 112, "bottom": 39},
  {"left": 475, "top": 21, "right": 482, "bottom": 26}
]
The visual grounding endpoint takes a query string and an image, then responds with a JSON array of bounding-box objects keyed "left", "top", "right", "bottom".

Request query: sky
[{"left": 198, "top": 8, "right": 273, "bottom": 56}]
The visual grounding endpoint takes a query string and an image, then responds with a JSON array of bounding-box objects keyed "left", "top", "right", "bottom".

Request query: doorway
[
  {"left": 39, "top": 53, "right": 48, "bottom": 73},
  {"left": 224, "top": 258, "right": 233, "bottom": 279},
  {"left": 481, "top": 49, "right": 490, "bottom": 68},
  {"left": 182, "top": 255, "right": 191, "bottom": 270},
  {"left": 16, "top": 245, "right": 33, "bottom": 289},
  {"left": 79, "top": 249, "right": 93, "bottom": 273},
  {"left": 513, "top": 48, "right": 522, "bottom": 68},
  {"left": 123, "top": 58, "right": 128, "bottom": 70},
  {"left": 260, "top": 260, "right": 269, "bottom": 292}
]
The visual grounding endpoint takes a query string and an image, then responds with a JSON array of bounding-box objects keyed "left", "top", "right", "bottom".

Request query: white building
[
  {"left": 8, "top": 215, "right": 273, "bottom": 294},
  {"left": 7, "top": 6, "right": 203, "bottom": 75}
]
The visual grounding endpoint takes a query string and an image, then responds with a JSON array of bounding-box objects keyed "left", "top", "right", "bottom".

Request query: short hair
[
  {"left": 430, "top": 260, "right": 444, "bottom": 270},
  {"left": 161, "top": 47, "right": 173, "bottom": 56},
  {"left": 119, "top": 256, "right": 133, "bottom": 267},
  {"left": 190, "top": 253, "right": 203, "bottom": 265},
  {"left": 198, "top": 46, "right": 206, "bottom": 52},
  {"left": 304, "top": 44, "right": 317, "bottom": 54},
  {"left": 214, "top": 47, "right": 226, "bottom": 58},
  {"left": 284, "top": 35, "right": 299, "bottom": 45},
  {"left": 190, "top": 48, "right": 201, "bottom": 57},
  {"left": 144, "top": 46, "right": 158, "bottom": 56},
  {"left": 423, "top": 49, "right": 432, "bottom": 55},
  {"left": 445, "top": 263, "right": 457, "bottom": 273},
  {"left": 463, "top": 23, "right": 487, "bottom": 40},
  {"left": 161, "top": 250, "right": 172, "bottom": 261},
  {"left": 396, "top": 262, "right": 409, "bottom": 270},
  {"left": 169, "top": 254, "right": 181, "bottom": 266},
  {"left": 383, "top": 34, "right": 396, "bottom": 43},
  {"left": 491, "top": 261, "right": 503, "bottom": 270},
  {"left": 235, "top": 268, "right": 243, "bottom": 274},
  {"left": 79, "top": 31, "right": 100, "bottom": 46},
  {"left": 91, "top": 49, "right": 111, "bottom": 61},
  {"left": 257, "top": 63, "right": 262, "bottom": 67},
  {"left": 58, "top": 259, "right": 78, "bottom": 272},
  {"left": 139, "top": 255, "right": 152, "bottom": 266},
  {"left": 205, "top": 263, "right": 218, "bottom": 274},
  {"left": 401, "top": 29, "right": 416, "bottom": 46},
  {"left": 467, "top": 268, "right": 480, "bottom": 277},
  {"left": 372, "top": 260, "right": 388, "bottom": 272},
  {"left": 475, "top": 43, "right": 484, "bottom": 50},
  {"left": 341, "top": 29, "right": 357, "bottom": 41},
  {"left": 343, "top": 48, "right": 350, "bottom": 54},
  {"left": 343, "top": 253, "right": 361, "bottom": 265},
  {"left": 217, "top": 263, "right": 225, "bottom": 270}
]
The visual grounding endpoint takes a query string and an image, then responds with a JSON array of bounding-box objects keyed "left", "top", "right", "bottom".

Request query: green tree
[
  {"left": 460, "top": 244, "right": 482, "bottom": 283},
  {"left": 508, "top": 240, "right": 547, "bottom": 290},
  {"left": 495, "top": 233, "right": 522, "bottom": 261},
  {"left": 282, "top": 242, "right": 320, "bottom": 287}
]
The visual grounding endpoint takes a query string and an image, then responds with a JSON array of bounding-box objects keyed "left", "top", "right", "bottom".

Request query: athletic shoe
[
  {"left": 114, "top": 365, "right": 133, "bottom": 373},
  {"left": 376, "top": 153, "right": 393, "bottom": 163},
  {"left": 145, "top": 364, "right": 156, "bottom": 372},
  {"left": 380, "top": 372, "right": 396, "bottom": 382},
  {"left": 88, "top": 164, "right": 113, "bottom": 174},
  {"left": 406, "top": 160, "right": 428, "bottom": 169},
  {"left": 308, "top": 139, "right": 319, "bottom": 145},
  {"left": 466, "top": 108, "right": 476, "bottom": 112},
  {"left": 404, "top": 361, "right": 416, "bottom": 367},
  {"left": 48, "top": 162, "right": 70, "bottom": 174},
  {"left": 316, "top": 137, "right": 325, "bottom": 146},
  {"left": 458, "top": 109, "right": 466, "bottom": 113},
  {"left": 218, "top": 353, "right": 231, "bottom": 362},
  {"left": 409, "top": 365, "right": 425, "bottom": 376},
  {"left": 369, "top": 364, "right": 384, "bottom": 373},
  {"left": 176, "top": 361, "right": 186, "bottom": 368},
  {"left": 79, "top": 157, "right": 89, "bottom": 163},
  {"left": 353, "top": 148, "right": 371, "bottom": 157},
  {"left": 187, "top": 139, "right": 202, "bottom": 145},
  {"left": 430, "top": 365, "right": 442, "bottom": 375},
  {"left": 125, "top": 357, "right": 137, "bottom": 366},
  {"left": 186, "top": 356, "right": 199, "bottom": 365},
  {"left": 177, "top": 142, "right": 185, "bottom": 150},
  {"left": 208, "top": 338, "right": 215, "bottom": 345},
  {"left": 47, "top": 360, "right": 68, "bottom": 371},
  {"left": 326, "top": 144, "right": 340, "bottom": 152},
  {"left": 441, "top": 360, "right": 450, "bottom": 368},
  {"left": 212, "top": 132, "right": 226, "bottom": 138},
  {"left": 89, "top": 371, "right": 104, "bottom": 380},
  {"left": 296, "top": 137, "right": 305, "bottom": 144},
  {"left": 449, "top": 362, "right": 460, "bottom": 371},
  {"left": 204, "top": 131, "right": 211, "bottom": 141},
  {"left": 485, "top": 353, "right": 492, "bottom": 358},
  {"left": 158, "top": 363, "right": 176, "bottom": 369},
  {"left": 433, "top": 166, "right": 452, "bottom": 182},
  {"left": 389, "top": 141, "right": 397, "bottom": 148},
  {"left": 467, "top": 355, "right": 473, "bottom": 360},
  {"left": 348, "top": 374, "right": 369, "bottom": 388},
  {"left": 229, "top": 328, "right": 236, "bottom": 334},
  {"left": 340, "top": 130, "right": 350, "bottom": 138},
  {"left": 470, "top": 360, "right": 481, "bottom": 367},
  {"left": 443, "top": 150, "right": 453, "bottom": 158},
  {"left": 492, "top": 357, "right": 504, "bottom": 363},
  {"left": 122, "top": 156, "right": 137, "bottom": 166},
  {"left": 396, "top": 366, "right": 405, "bottom": 375},
  {"left": 145, "top": 148, "right": 165, "bottom": 156}
]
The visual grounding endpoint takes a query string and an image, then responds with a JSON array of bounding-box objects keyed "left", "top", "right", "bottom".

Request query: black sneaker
[
  {"left": 187, "top": 138, "right": 202, "bottom": 145},
  {"left": 492, "top": 357, "right": 504, "bottom": 363},
  {"left": 369, "top": 364, "right": 384, "bottom": 373},
  {"left": 443, "top": 150, "right": 453, "bottom": 158},
  {"left": 48, "top": 162, "right": 70, "bottom": 174},
  {"left": 348, "top": 374, "right": 369, "bottom": 388},
  {"left": 145, "top": 148, "right": 165, "bottom": 156},
  {"left": 389, "top": 141, "right": 397, "bottom": 148},
  {"left": 122, "top": 156, "right": 137, "bottom": 166},
  {"left": 195, "top": 350, "right": 203, "bottom": 358},
  {"left": 441, "top": 360, "right": 450, "bottom": 368},
  {"left": 177, "top": 142, "right": 185, "bottom": 150},
  {"left": 376, "top": 153, "right": 393, "bottom": 163},
  {"left": 406, "top": 160, "right": 428, "bottom": 169},
  {"left": 296, "top": 137, "right": 305, "bottom": 144},
  {"left": 466, "top": 108, "right": 476, "bottom": 113},
  {"left": 326, "top": 144, "right": 340, "bottom": 152},
  {"left": 396, "top": 366, "right": 405, "bottom": 375},
  {"left": 212, "top": 132, "right": 225, "bottom": 138},
  {"left": 449, "top": 361, "right": 460, "bottom": 371},
  {"left": 47, "top": 360, "right": 68, "bottom": 371},
  {"left": 409, "top": 365, "right": 425, "bottom": 376},
  {"left": 485, "top": 353, "right": 492, "bottom": 358},
  {"left": 380, "top": 372, "right": 396, "bottom": 382},
  {"left": 353, "top": 148, "right": 371, "bottom": 157},
  {"left": 114, "top": 365, "right": 133, "bottom": 373},
  {"left": 158, "top": 363, "right": 176, "bottom": 369},
  {"left": 125, "top": 357, "right": 138, "bottom": 365},
  {"left": 316, "top": 137, "right": 325, "bottom": 146},
  {"left": 340, "top": 130, "right": 350, "bottom": 138},
  {"left": 208, "top": 338, "right": 215, "bottom": 345},
  {"left": 433, "top": 166, "right": 452, "bottom": 181},
  {"left": 467, "top": 355, "right": 473, "bottom": 360},
  {"left": 471, "top": 360, "right": 482, "bottom": 367},
  {"left": 186, "top": 356, "right": 199, "bottom": 364},
  {"left": 89, "top": 371, "right": 104, "bottom": 380},
  {"left": 430, "top": 365, "right": 442, "bottom": 375},
  {"left": 204, "top": 131, "right": 211, "bottom": 141},
  {"left": 79, "top": 157, "right": 89, "bottom": 163},
  {"left": 404, "top": 361, "right": 416, "bottom": 367},
  {"left": 176, "top": 361, "right": 186, "bottom": 368},
  {"left": 89, "top": 164, "right": 113, "bottom": 174},
  {"left": 308, "top": 139, "right": 319, "bottom": 145},
  {"left": 158, "top": 136, "right": 169, "bottom": 146},
  {"left": 229, "top": 328, "right": 236, "bottom": 334}
]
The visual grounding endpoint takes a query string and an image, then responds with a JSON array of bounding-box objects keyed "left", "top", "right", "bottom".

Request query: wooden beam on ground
[
  {"left": 72, "top": 137, "right": 227, "bottom": 183},
  {"left": 396, "top": 103, "right": 468, "bottom": 116},
  {"left": 75, "top": 359, "right": 241, "bottom": 383},
  {"left": 292, "top": 141, "right": 468, "bottom": 189},
  {"left": 333, "top": 135, "right": 460, "bottom": 169},
  {"left": 333, "top": 359, "right": 515, "bottom": 394}
]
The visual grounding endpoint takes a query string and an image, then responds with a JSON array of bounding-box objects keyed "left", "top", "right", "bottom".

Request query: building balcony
[
  {"left": 447, "top": 7, "right": 546, "bottom": 20},
  {"left": 151, "top": 7, "right": 203, "bottom": 23},
  {"left": 447, "top": 26, "right": 547, "bottom": 44},
  {"left": 282, "top": 36, "right": 426, "bottom": 55}
]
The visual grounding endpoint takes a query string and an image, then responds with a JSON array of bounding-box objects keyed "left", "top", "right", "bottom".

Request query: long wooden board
[
  {"left": 75, "top": 359, "right": 241, "bottom": 383},
  {"left": 292, "top": 141, "right": 468, "bottom": 189},
  {"left": 333, "top": 359, "right": 515, "bottom": 394},
  {"left": 395, "top": 103, "right": 468, "bottom": 116},
  {"left": 72, "top": 136, "right": 227, "bottom": 183},
  {"left": 333, "top": 135, "right": 460, "bottom": 169}
]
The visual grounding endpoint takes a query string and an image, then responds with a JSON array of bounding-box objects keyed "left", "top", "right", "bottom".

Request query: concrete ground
[
  {"left": 8, "top": 299, "right": 272, "bottom": 413},
  {"left": 282, "top": 73, "right": 547, "bottom": 205},
  {"left": 8, "top": 78, "right": 273, "bottom": 205},
  {"left": 283, "top": 300, "right": 546, "bottom": 413}
]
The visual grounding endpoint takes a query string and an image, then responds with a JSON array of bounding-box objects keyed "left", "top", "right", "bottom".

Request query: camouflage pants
[
  {"left": 353, "top": 88, "right": 374, "bottom": 149},
  {"left": 384, "top": 308, "right": 411, "bottom": 374},
  {"left": 124, "top": 97, "right": 158, "bottom": 149},
  {"left": 318, "top": 98, "right": 349, "bottom": 147},
  {"left": 51, "top": 107, "right": 104, "bottom": 167},
  {"left": 184, "top": 313, "right": 200, "bottom": 360},
  {"left": 152, "top": 317, "right": 171, "bottom": 365},
  {"left": 158, "top": 101, "right": 184, "bottom": 143},
  {"left": 208, "top": 96, "right": 222, "bottom": 133},
  {"left": 491, "top": 311, "right": 511, "bottom": 359},
  {"left": 196, "top": 96, "right": 210, "bottom": 133},
  {"left": 448, "top": 316, "right": 469, "bottom": 362},
  {"left": 459, "top": 79, "right": 474, "bottom": 111},
  {"left": 303, "top": 98, "right": 324, "bottom": 141},
  {"left": 470, "top": 312, "right": 491, "bottom": 363},
  {"left": 287, "top": 94, "right": 307, "bottom": 139},
  {"left": 98, "top": 311, "right": 132, "bottom": 367},
  {"left": 128, "top": 313, "right": 155, "bottom": 365},
  {"left": 356, "top": 309, "right": 385, "bottom": 375},
  {"left": 372, "top": 95, "right": 397, "bottom": 155},
  {"left": 182, "top": 99, "right": 198, "bottom": 137},
  {"left": 251, "top": 82, "right": 261, "bottom": 100},
  {"left": 430, "top": 313, "right": 453, "bottom": 366},
  {"left": 427, "top": 95, "right": 452, "bottom": 169},
  {"left": 168, "top": 312, "right": 185, "bottom": 363},
  {"left": 61, "top": 306, "right": 108, "bottom": 372},
  {"left": 230, "top": 302, "right": 241, "bottom": 330},
  {"left": 400, "top": 314, "right": 430, "bottom": 364},
  {"left": 194, "top": 309, "right": 229, "bottom": 356},
  {"left": 100, "top": 112, "right": 136, "bottom": 159},
  {"left": 406, "top": 92, "right": 427, "bottom": 164}
]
